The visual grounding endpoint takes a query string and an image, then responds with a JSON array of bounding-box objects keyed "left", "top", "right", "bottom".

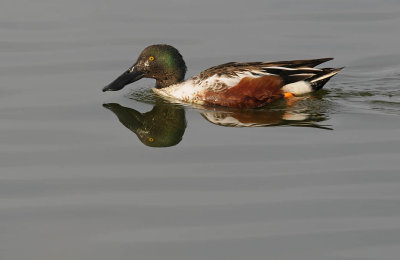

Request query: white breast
[
  {"left": 153, "top": 72, "right": 259, "bottom": 103},
  {"left": 153, "top": 79, "right": 200, "bottom": 102}
]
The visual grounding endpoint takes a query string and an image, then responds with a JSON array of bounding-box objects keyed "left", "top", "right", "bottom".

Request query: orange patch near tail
[
  {"left": 284, "top": 92, "right": 294, "bottom": 98},
  {"left": 203, "top": 75, "right": 284, "bottom": 108}
]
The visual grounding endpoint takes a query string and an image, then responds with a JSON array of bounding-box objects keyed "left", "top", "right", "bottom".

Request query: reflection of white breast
[
  {"left": 201, "top": 110, "right": 312, "bottom": 127},
  {"left": 201, "top": 112, "right": 256, "bottom": 127}
]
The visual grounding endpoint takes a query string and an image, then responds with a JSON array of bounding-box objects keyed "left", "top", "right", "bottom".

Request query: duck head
[{"left": 103, "top": 44, "right": 187, "bottom": 92}]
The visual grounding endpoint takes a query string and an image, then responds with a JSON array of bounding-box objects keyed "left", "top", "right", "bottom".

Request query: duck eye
[
  {"left": 148, "top": 137, "right": 154, "bottom": 142},
  {"left": 149, "top": 56, "right": 154, "bottom": 61}
]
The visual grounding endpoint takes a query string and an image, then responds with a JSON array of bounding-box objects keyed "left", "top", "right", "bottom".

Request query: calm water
[{"left": 1, "top": 0, "right": 400, "bottom": 259}]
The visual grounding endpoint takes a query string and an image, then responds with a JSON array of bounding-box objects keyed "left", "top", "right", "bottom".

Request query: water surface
[{"left": 1, "top": 0, "right": 400, "bottom": 259}]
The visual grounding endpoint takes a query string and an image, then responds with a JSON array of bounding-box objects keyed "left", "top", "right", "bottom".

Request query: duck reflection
[
  {"left": 103, "top": 102, "right": 186, "bottom": 147},
  {"left": 104, "top": 96, "right": 331, "bottom": 147},
  {"left": 193, "top": 94, "right": 330, "bottom": 129},
  {"left": 200, "top": 101, "right": 331, "bottom": 129}
]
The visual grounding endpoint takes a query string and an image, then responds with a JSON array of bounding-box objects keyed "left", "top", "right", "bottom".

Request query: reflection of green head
[{"left": 103, "top": 103, "right": 186, "bottom": 147}]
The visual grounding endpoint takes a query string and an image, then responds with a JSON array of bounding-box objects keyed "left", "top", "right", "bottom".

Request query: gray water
[{"left": 1, "top": 0, "right": 400, "bottom": 259}]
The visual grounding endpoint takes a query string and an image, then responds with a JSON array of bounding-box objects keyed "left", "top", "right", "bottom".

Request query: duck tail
[
  {"left": 296, "top": 57, "right": 334, "bottom": 68},
  {"left": 308, "top": 67, "right": 344, "bottom": 91}
]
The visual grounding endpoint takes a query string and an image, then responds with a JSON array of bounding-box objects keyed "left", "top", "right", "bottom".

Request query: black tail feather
[
  {"left": 291, "top": 58, "right": 334, "bottom": 68},
  {"left": 309, "top": 67, "right": 344, "bottom": 90}
]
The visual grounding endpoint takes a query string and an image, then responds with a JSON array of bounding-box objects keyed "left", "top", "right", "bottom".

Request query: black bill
[{"left": 102, "top": 65, "right": 144, "bottom": 92}]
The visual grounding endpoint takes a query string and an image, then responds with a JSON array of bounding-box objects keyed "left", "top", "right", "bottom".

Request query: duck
[{"left": 103, "top": 44, "right": 343, "bottom": 108}]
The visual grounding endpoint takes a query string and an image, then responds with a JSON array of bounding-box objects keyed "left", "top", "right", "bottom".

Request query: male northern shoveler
[{"left": 103, "top": 44, "right": 343, "bottom": 108}]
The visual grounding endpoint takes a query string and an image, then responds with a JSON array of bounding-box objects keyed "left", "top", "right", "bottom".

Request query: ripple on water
[
  {"left": 126, "top": 87, "right": 159, "bottom": 104},
  {"left": 328, "top": 64, "right": 400, "bottom": 115}
]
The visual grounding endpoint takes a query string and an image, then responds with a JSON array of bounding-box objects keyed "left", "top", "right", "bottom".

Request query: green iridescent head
[{"left": 103, "top": 44, "right": 187, "bottom": 91}]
